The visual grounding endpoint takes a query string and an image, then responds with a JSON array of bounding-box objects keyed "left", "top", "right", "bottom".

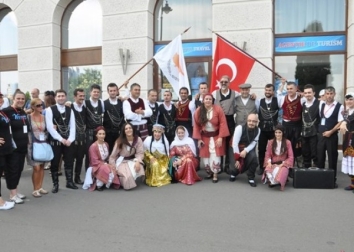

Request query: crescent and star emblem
[{"left": 215, "top": 58, "right": 237, "bottom": 88}]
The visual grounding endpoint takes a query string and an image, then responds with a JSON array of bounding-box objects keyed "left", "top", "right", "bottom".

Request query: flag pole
[
  {"left": 118, "top": 27, "right": 192, "bottom": 90},
  {"left": 211, "top": 31, "right": 282, "bottom": 79}
]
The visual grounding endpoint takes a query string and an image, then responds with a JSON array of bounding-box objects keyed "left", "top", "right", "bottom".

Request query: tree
[{"left": 68, "top": 67, "right": 102, "bottom": 101}]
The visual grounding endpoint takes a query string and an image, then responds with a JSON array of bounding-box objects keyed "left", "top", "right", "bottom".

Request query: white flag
[{"left": 153, "top": 35, "right": 190, "bottom": 96}]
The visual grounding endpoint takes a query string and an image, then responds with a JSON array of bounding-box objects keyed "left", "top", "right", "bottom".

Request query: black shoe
[
  {"left": 66, "top": 182, "right": 78, "bottom": 189},
  {"left": 58, "top": 171, "right": 62, "bottom": 176},
  {"left": 96, "top": 186, "right": 104, "bottom": 191},
  {"left": 248, "top": 180, "right": 257, "bottom": 187},
  {"left": 229, "top": 177, "right": 236, "bottom": 182},
  {"left": 74, "top": 177, "right": 84, "bottom": 185},
  {"left": 204, "top": 174, "right": 213, "bottom": 180},
  {"left": 257, "top": 168, "right": 264, "bottom": 176},
  {"left": 212, "top": 178, "right": 218, "bottom": 183},
  {"left": 52, "top": 184, "right": 59, "bottom": 193}
]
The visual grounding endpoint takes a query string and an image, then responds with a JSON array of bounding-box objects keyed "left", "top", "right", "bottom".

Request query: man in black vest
[
  {"left": 103, "top": 83, "right": 124, "bottom": 153},
  {"left": 158, "top": 90, "right": 176, "bottom": 144},
  {"left": 317, "top": 86, "right": 344, "bottom": 187},
  {"left": 229, "top": 113, "right": 260, "bottom": 187},
  {"left": 257, "top": 84, "right": 279, "bottom": 175},
  {"left": 85, "top": 84, "right": 104, "bottom": 168},
  {"left": 45, "top": 89, "right": 77, "bottom": 193},
  {"left": 301, "top": 84, "right": 320, "bottom": 168},
  {"left": 146, "top": 89, "right": 160, "bottom": 136},
  {"left": 71, "top": 88, "right": 86, "bottom": 185}
]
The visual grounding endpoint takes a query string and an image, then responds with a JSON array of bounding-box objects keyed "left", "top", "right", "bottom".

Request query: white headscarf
[{"left": 170, "top": 126, "right": 196, "bottom": 156}]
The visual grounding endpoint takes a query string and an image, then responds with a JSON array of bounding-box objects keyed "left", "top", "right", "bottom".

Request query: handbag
[{"left": 29, "top": 115, "right": 54, "bottom": 162}]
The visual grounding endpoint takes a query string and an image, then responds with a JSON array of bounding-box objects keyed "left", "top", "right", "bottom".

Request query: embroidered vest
[
  {"left": 85, "top": 99, "right": 103, "bottom": 130},
  {"left": 258, "top": 97, "right": 279, "bottom": 131},
  {"left": 235, "top": 96, "right": 257, "bottom": 126},
  {"left": 282, "top": 95, "right": 302, "bottom": 121}
]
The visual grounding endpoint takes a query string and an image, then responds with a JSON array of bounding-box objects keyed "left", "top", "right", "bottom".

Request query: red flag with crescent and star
[{"left": 210, "top": 36, "right": 255, "bottom": 93}]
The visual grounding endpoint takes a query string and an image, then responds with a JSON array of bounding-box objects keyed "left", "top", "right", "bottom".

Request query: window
[
  {"left": 275, "top": 0, "right": 346, "bottom": 34},
  {"left": 61, "top": 0, "right": 102, "bottom": 98},
  {"left": 0, "top": 8, "right": 18, "bottom": 97}
]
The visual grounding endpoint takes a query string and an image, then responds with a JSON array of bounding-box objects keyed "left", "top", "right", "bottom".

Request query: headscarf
[{"left": 170, "top": 126, "right": 196, "bottom": 156}]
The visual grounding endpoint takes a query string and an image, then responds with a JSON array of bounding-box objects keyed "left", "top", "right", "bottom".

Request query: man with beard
[
  {"left": 71, "top": 88, "right": 86, "bottom": 184},
  {"left": 301, "top": 84, "right": 320, "bottom": 168},
  {"left": 158, "top": 90, "right": 176, "bottom": 144},
  {"left": 103, "top": 83, "right": 124, "bottom": 153},
  {"left": 146, "top": 89, "right": 160, "bottom": 136},
  {"left": 257, "top": 84, "right": 279, "bottom": 175},
  {"left": 123, "top": 83, "right": 152, "bottom": 141},
  {"left": 317, "top": 86, "right": 343, "bottom": 187},
  {"left": 175, "top": 87, "right": 194, "bottom": 137},
  {"left": 46, "top": 89, "right": 77, "bottom": 192},
  {"left": 229, "top": 113, "right": 260, "bottom": 187},
  {"left": 85, "top": 84, "right": 104, "bottom": 168}
]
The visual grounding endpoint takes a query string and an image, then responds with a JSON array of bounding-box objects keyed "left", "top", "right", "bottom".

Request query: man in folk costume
[
  {"left": 230, "top": 113, "right": 260, "bottom": 187},
  {"left": 301, "top": 84, "right": 320, "bottom": 168},
  {"left": 158, "top": 90, "right": 176, "bottom": 144},
  {"left": 103, "top": 83, "right": 125, "bottom": 153},
  {"left": 45, "top": 89, "right": 77, "bottom": 193},
  {"left": 71, "top": 88, "right": 87, "bottom": 185},
  {"left": 317, "top": 86, "right": 344, "bottom": 188},
  {"left": 193, "top": 93, "right": 230, "bottom": 183},
  {"left": 339, "top": 93, "right": 354, "bottom": 192},
  {"left": 175, "top": 87, "right": 194, "bottom": 137},
  {"left": 84, "top": 84, "right": 104, "bottom": 168},
  {"left": 277, "top": 79, "right": 305, "bottom": 170},
  {"left": 257, "top": 84, "right": 279, "bottom": 175},
  {"left": 146, "top": 89, "right": 160, "bottom": 136},
  {"left": 123, "top": 83, "right": 152, "bottom": 141}
]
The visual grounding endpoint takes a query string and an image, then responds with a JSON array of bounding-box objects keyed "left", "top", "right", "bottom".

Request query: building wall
[{"left": 0, "top": 0, "right": 352, "bottom": 98}]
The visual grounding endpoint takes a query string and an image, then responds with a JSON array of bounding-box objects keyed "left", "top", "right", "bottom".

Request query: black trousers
[
  {"left": 85, "top": 129, "right": 95, "bottom": 168},
  {"left": 73, "top": 141, "right": 86, "bottom": 178},
  {"left": 0, "top": 153, "right": 12, "bottom": 196},
  {"left": 5, "top": 151, "right": 26, "bottom": 190},
  {"left": 105, "top": 130, "right": 119, "bottom": 154},
  {"left": 50, "top": 141, "right": 75, "bottom": 182},
  {"left": 317, "top": 133, "right": 338, "bottom": 181},
  {"left": 228, "top": 146, "right": 258, "bottom": 180},
  {"left": 302, "top": 135, "right": 318, "bottom": 168},
  {"left": 222, "top": 115, "right": 236, "bottom": 169},
  {"left": 258, "top": 130, "right": 275, "bottom": 168},
  {"left": 283, "top": 121, "right": 302, "bottom": 159}
]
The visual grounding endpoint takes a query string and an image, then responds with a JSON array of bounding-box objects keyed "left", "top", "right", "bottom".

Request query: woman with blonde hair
[{"left": 27, "top": 98, "right": 49, "bottom": 197}]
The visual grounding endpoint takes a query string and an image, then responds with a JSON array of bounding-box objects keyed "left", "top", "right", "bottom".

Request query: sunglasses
[
  {"left": 35, "top": 104, "right": 42, "bottom": 108},
  {"left": 220, "top": 81, "right": 229, "bottom": 84}
]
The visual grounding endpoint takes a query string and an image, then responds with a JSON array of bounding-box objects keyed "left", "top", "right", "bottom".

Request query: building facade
[{"left": 0, "top": 0, "right": 353, "bottom": 100}]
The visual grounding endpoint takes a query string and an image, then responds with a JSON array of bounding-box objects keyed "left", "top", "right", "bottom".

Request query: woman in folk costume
[
  {"left": 193, "top": 93, "right": 230, "bottom": 183},
  {"left": 83, "top": 126, "right": 120, "bottom": 191},
  {"left": 143, "top": 124, "right": 171, "bottom": 187},
  {"left": 262, "top": 125, "right": 294, "bottom": 191},
  {"left": 109, "top": 122, "right": 145, "bottom": 190},
  {"left": 339, "top": 93, "right": 354, "bottom": 193},
  {"left": 169, "top": 126, "right": 201, "bottom": 185}
]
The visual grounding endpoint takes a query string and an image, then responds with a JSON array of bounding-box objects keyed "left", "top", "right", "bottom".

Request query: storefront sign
[
  {"left": 155, "top": 42, "right": 212, "bottom": 57},
  {"left": 275, "top": 35, "right": 346, "bottom": 53}
]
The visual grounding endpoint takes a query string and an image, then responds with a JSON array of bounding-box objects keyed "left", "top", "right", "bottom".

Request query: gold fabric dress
[{"left": 144, "top": 150, "right": 171, "bottom": 187}]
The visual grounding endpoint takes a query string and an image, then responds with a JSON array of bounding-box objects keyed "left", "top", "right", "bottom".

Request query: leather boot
[
  {"left": 65, "top": 169, "right": 78, "bottom": 189},
  {"left": 51, "top": 170, "right": 59, "bottom": 193},
  {"left": 74, "top": 175, "right": 84, "bottom": 185}
]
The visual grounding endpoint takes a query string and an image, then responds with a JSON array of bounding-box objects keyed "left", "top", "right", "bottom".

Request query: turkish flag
[{"left": 210, "top": 36, "right": 255, "bottom": 93}]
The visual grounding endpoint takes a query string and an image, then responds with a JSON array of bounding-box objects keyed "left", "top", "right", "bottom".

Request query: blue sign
[
  {"left": 154, "top": 42, "right": 212, "bottom": 57},
  {"left": 275, "top": 35, "right": 346, "bottom": 53}
]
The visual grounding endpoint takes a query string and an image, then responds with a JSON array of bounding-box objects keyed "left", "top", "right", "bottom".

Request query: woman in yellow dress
[{"left": 143, "top": 124, "right": 171, "bottom": 187}]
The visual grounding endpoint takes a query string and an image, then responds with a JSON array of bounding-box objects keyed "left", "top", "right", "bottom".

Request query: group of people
[{"left": 0, "top": 75, "right": 353, "bottom": 210}]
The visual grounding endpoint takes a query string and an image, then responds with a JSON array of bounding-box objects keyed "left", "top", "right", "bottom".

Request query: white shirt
[
  {"left": 45, "top": 104, "right": 76, "bottom": 143},
  {"left": 0, "top": 97, "right": 10, "bottom": 110},
  {"left": 123, "top": 96, "right": 152, "bottom": 125},
  {"left": 319, "top": 101, "right": 344, "bottom": 121},
  {"left": 72, "top": 102, "right": 84, "bottom": 112},
  {"left": 232, "top": 125, "right": 260, "bottom": 154}
]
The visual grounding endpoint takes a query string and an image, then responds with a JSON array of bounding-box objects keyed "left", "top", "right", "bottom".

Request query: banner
[
  {"left": 153, "top": 34, "right": 190, "bottom": 95},
  {"left": 210, "top": 36, "right": 255, "bottom": 93}
]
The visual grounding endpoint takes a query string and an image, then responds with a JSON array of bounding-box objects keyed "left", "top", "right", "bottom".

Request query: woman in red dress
[{"left": 169, "top": 126, "right": 201, "bottom": 185}]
